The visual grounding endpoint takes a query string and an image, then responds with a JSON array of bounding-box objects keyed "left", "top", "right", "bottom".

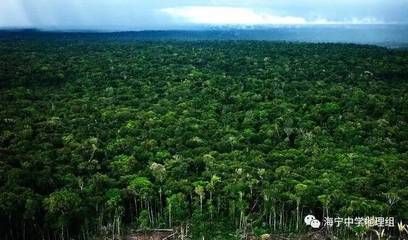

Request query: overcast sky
[{"left": 1, "top": 0, "right": 407, "bottom": 30}]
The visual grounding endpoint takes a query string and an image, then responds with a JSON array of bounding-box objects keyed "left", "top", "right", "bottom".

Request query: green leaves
[
  {"left": 44, "top": 189, "right": 81, "bottom": 215},
  {"left": 105, "top": 188, "right": 123, "bottom": 210},
  {"left": 109, "top": 154, "right": 137, "bottom": 176},
  {"left": 150, "top": 162, "right": 166, "bottom": 183},
  {"left": 128, "top": 177, "right": 153, "bottom": 199},
  {"left": 0, "top": 39, "right": 407, "bottom": 239}
]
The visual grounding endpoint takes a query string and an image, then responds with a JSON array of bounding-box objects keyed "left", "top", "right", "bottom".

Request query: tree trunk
[
  {"left": 23, "top": 221, "right": 26, "bottom": 240},
  {"left": 117, "top": 214, "right": 121, "bottom": 239},
  {"left": 217, "top": 196, "right": 221, "bottom": 215},
  {"left": 296, "top": 199, "right": 300, "bottom": 231},
  {"left": 134, "top": 197, "right": 138, "bottom": 219},
  {"left": 200, "top": 195, "right": 203, "bottom": 213},
  {"left": 273, "top": 205, "right": 277, "bottom": 231},
  {"left": 280, "top": 203, "right": 284, "bottom": 229},
  {"left": 210, "top": 191, "right": 213, "bottom": 221},
  {"left": 159, "top": 187, "right": 162, "bottom": 212},
  {"left": 147, "top": 200, "right": 152, "bottom": 224},
  {"left": 112, "top": 215, "right": 115, "bottom": 240},
  {"left": 168, "top": 203, "right": 172, "bottom": 228}
]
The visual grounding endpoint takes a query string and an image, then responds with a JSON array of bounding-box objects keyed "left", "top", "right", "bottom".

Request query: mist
[{"left": 1, "top": 0, "right": 408, "bottom": 30}]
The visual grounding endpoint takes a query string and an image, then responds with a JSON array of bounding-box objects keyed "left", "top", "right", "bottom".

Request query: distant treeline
[{"left": 1, "top": 26, "right": 408, "bottom": 47}]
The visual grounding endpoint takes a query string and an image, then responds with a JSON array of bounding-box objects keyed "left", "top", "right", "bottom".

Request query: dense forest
[{"left": 0, "top": 36, "right": 407, "bottom": 240}]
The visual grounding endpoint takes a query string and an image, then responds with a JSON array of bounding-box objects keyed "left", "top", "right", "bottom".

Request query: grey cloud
[{"left": 0, "top": 0, "right": 407, "bottom": 30}]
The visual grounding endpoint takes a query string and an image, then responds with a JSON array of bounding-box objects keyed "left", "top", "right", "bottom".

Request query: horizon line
[{"left": 1, "top": 23, "right": 408, "bottom": 33}]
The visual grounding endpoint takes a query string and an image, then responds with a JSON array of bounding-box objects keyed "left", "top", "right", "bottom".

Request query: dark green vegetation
[{"left": 0, "top": 37, "right": 407, "bottom": 240}]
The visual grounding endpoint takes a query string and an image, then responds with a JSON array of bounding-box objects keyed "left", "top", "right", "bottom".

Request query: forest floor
[
  {"left": 126, "top": 229, "right": 175, "bottom": 240},
  {"left": 125, "top": 231, "right": 330, "bottom": 240}
]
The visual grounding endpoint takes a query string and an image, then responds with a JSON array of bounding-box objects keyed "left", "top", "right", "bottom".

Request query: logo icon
[{"left": 304, "top": 215, "right": 321, "bottom": 229}]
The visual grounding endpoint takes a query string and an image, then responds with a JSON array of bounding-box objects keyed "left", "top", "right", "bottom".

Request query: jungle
[{"left": 0, "top": 34, "right": 407, "bottom": 240}]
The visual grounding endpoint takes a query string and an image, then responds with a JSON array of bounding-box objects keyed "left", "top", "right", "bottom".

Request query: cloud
[
  {"left": 161, "top": 6, "right": 307, "bottom": 25},
  {"left": 307, "top": 17, "right": 385, "bottom": 24},
  {"left": 349, "top": 17, "right": 384, "bottom": 24},
  {"left": 0, "top": 1, "right": 394, "bottom": 30},
  {"left": 160, "top": 6, "right": 385, "bottom": 25},
  {"left": 0, "top": 0, "right": 31, "bottom": 27}
]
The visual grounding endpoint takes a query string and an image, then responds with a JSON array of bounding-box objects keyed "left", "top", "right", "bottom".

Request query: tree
[
  {"left": 44, "top": 189, "right": 81, "bottom": 240},
  {"left": 138, "top": 209, "right": 150, "bottom": 231},
  {"left": 105, "top": 188, "right": 123, "bottom": 240},
  {"left": 166, "top": 193, "right": 187, "bottom": 228},
  {"left": 127, "top": 177, "right": 153, "bottom": 224},
  {"left": 150, "top": 162, "right": 166, "bottom": 213}
]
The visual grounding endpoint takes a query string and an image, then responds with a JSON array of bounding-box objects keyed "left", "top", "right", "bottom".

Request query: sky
[{"left": 1, "top": 0, "right": 407, "bottom": 30}]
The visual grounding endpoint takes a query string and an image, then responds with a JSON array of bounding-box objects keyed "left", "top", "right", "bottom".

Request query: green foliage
[
  {"left": 128, "top": 177, "right": 152, "bottom": 198},
  {"left": 0, "top": 38, "right": 407, "bottom": 239},
  {"left": 138, "top": 209, "right": 150, "bottom": 230},
  {"left": 43, "top": 189, "right": 81, "bottom": 230},
  {"left": 44, "top": 190, "right": 81, "bottom": 215}
]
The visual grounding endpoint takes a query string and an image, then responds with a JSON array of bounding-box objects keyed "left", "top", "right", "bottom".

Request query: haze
[{"left": 1, "top": 0, "right": 408, "bottom": 30}]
